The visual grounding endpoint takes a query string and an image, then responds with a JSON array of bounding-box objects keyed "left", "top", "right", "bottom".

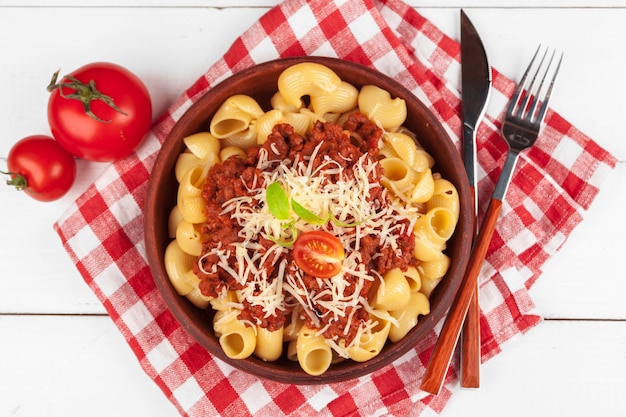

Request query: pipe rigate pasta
[
  {"left": 277, "top": 62, "right": 342, "bottom": 108},
  {"left": 219, "top": 145, "right": 247, "bottom": 161},
  {"left": 162, "top": 62, "right": 461, "bottom": 376},
  {"left": 164, "top": 240, "right": 196, "bottom": 296},
  {"left": 255, "top": 109, "right": 286, "bottom": 144},
  {"left": 175, "top": 152, "right": 203, "bottom": 183},
  {"left": 175, "top": 219, "right": 203, "bottom": 257},
  {"left": 183, "top": 132, "right": 221, "bottom": 160},
  {"left": 371, "top": 267, "right": 411, "bottom": 311},
  {"left": 210, "top": 94, "right": 264, "bottom": 139},
  {"left": 389, "top": 292, "right": 430, "bottom": 342},
  {"left": 255, "top": 326, "right": 284, "bottom": 362},
  {"left": 309, "top": 81, "right": 359, "bottom": 115},
  {"left": 426, "top": 178, "right": 460, "bottom": 221},
  {"left": 177, "top": 166, "right": 208, "bottom": 224},
  {"left": 418, "top": 253, "right": 451, "bottom": 297},
  {"left": 296, "top": 326, "right": 333, "bottom": 376},
  {"left": 358, "top": 84, "right": 407, "bottom": 129},
  {"left": 214, "top": 308, "right": 257, "bottom": 359},
  {"left": 346, "top": 316, "right": 391, "bottom": 362}
]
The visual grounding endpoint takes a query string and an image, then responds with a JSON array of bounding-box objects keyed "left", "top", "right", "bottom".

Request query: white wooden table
[{"left": 1, "top": 1, "right": 625, "bottom": 416}]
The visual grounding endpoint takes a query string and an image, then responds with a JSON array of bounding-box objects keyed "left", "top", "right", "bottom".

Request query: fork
[{"left": 420, "top": 46, "right": 563, "bottom": 395}]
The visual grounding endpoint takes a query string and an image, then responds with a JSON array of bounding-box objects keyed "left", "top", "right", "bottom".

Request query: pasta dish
[{"left": 163, "top": 62, "right": 459, "bottom": 376}]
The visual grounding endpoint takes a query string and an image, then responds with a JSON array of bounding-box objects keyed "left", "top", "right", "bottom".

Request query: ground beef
[{"left": 193, "top": 114, "right": 416, "bottom": 344}]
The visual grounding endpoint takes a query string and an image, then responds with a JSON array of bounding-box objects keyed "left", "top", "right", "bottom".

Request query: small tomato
[
  {"left": 47, "top": 62, "right": 152, "bottom": 162},
  {"left": 292, "top": 230, "right": 345, "bottom": 278},
  {"left": 3, "top": 135, "right": 76, "bottom": 202}
]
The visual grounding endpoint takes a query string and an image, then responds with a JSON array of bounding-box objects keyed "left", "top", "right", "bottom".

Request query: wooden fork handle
[
  {"left": 421, "top": 198, "right": 503, "bottom": 395},
  {"left": 461, "top": 185, "right": 481, "bottom": 388}
]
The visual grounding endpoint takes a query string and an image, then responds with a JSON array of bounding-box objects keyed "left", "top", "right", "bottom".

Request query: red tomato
[
  {"left": 3, "top": 135, "right": 76, "bottom": 202},
  {"left": 293, "top": 231, "right": 345, "bottom": 278},
  {"left": 47, "top": 62, "right": 152, "bottom": 162}
]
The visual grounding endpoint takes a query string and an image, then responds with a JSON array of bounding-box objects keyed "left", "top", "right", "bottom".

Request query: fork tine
[
  {"left": 506, "top": 45, "right": 541, "bottom": 117},
  {"left": 523, "top": 48, "right": 551, "bottom": 120},
  {"left": 516, "top": 46, "right": 547, "bottom": 118},
  {"left": 533, "top": 51, "right": 563, "bottom": 125}
]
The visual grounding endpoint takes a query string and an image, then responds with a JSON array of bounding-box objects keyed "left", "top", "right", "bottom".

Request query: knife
[
  {"left": 420, "top": 10, "right": 491, "bottom": 395},
  {"left": 459, "top": 9, "right": 491, "bottom": 390}
]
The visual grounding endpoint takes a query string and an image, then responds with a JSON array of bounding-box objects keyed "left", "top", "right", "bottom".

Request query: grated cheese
[{"left": 200, "top": 129, "right": 420, "bottom": 354}]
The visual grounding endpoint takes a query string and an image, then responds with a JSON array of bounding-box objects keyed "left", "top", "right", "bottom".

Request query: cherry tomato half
[
  {"left": 47, "top": 62, "right": 152, "bottom": 162},
  {"left": 3, "top": 135, "right": 76, "bottom": 202},
  {"left": 292, "top": 230, "right": 345, "bottom": 278}
]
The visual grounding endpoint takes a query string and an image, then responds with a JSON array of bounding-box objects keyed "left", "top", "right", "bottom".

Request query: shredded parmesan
[{"left": 199, "top": 127, "right": 420, "bottom": 353}]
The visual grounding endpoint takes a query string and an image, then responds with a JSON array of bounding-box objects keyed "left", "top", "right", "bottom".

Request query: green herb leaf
[
  {"left": 291, "top": 199, "right": 327, "bottom": 225},
  {"left": 329, "top": 212, "right": 370, "bottom": 227},
  {"left": 268, "top": 226, "right": 298, "bottom": 248},
  {"left": 266, "top": 182, "right": 291, "bottom": 220}
]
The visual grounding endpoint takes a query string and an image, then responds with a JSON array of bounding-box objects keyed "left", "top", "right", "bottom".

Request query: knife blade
[
  {"left": 461, "top": 9, "right": 491, "bottom": 202},
  {"left": 459, "top": 9, "right": 491, "bottom": 389}
]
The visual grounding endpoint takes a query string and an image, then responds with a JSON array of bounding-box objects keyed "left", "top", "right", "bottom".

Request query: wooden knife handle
[
  {"left": 460, "top": 285, "right": 481, "bottom": 388},
  {"left": 421, "top": 198, "right": 502, "bottom": 395}
]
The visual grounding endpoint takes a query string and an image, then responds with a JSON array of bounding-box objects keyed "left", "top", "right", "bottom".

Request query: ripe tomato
[
  {"left": 47, "top": 62, "right": 152, "bottom": 162},
  {"left": 293, "top": 231, "right": 345, "bottom": 278},
  {"left": 3, "top": 135, "right": 76, "bottom": 202}
]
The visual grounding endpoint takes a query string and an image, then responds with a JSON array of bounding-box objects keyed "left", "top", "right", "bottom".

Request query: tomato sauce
[{"left": 194, "top": 113, "right": 416, "bottom": 343}]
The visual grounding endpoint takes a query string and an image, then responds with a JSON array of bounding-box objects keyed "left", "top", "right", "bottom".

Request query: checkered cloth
[{"left": 54, "top": 0, "right": 617, "bottom": 415}]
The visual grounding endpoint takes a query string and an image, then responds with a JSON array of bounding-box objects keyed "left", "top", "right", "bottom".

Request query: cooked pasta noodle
[
  {"left": 371, "top": 268, "right": 411, "bottom": 311},
  {"left": 164, "top": 240, "right": 196, "bottom": 296},
  {"left": 210, "top": 94, "right": 264, "bottom": 139},
  {"left": 358, "top": 84, "right": 407, "bottom": 129},
  {"left": 277, "top": 62, "right": 342, "bottom": 108},
  {"left": 219, "top": 145, "right": 247, "bottom": 161},
  {"left": 426, "top": 178, "right": 460, "bottom": 221},
  {"left": 255, "top": 326, "right": 284, "bottom": 361},
  {"left": 175, "top": 219, "right": 203, "bottom": 257},
  {"left": 167, "top": 205, "right": 183, "bottom": 239},
  {"left": 346, "top": 316, "right": 391, "bottom": 362},
  {"left": 256, "top": 109, "right": 286, "bottom": 144},
  {"left": 214, "top": 308, "right": 257, "bottom": 359},
  {"left": 418, "top": 252, "right": 451, "bottom": 297},
  {"left": 296, "top": 326, "right": 333, "bottom": 376},
  {"left": 183, "top": 132, "right": 221, "bottom": 160},
  {"left": 389, "top": 292, "right": 430, "bottom": 342},
  {"left": 163, "top": 62, "right": 462, "bottom": 376},
  {"left": 310, "top": 81, "right": 359, "bottom": 115}
]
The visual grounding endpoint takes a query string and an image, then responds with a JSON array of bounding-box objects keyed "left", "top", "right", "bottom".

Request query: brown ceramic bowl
[{"left": 145, "top": 56, "right": 473, "bottom": 384}]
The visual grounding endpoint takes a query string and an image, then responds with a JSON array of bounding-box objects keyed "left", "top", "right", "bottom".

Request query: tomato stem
[
  {"left": 1, "top": 170, "right": 28, "bottom": 191},
  {"left": 47, "top": 69, "right": 128, "bottom": 123}
]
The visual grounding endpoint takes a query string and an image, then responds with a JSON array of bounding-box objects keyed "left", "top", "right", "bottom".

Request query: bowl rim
[{"left": 144, "top": 56, "right": 473, "bottom": 384}]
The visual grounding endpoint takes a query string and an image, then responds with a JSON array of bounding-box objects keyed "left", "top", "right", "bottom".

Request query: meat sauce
[{"left": 194, "top": 112, "right": 416, "bottom": 344}]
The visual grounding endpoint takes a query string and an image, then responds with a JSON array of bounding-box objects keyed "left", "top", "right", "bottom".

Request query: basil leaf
[
  {"left": 266, "top": 182, "right": 291, "bottom": 220},
  {"left": 291, "top": 199, "right": 327, "bottom": 225},
  {"left": 268, "top": 226, "right": 298, "bottom": 248},
  {"left": 329, "top": 212, "right": 370, "bottom": 227}
]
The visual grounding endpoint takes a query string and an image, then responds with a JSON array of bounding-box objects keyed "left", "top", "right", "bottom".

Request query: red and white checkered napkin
[{"left": 54, "top": 0, "right": 617, "bottom": 415}]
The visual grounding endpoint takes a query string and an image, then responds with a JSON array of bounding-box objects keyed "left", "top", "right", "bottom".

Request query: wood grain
[
  {"left": 1, "top": 4, "right": 624, "bottom": 417},
  {"left": 460, "top": 183, "right": 481, "bottom": 388},
  {"left": 421, "top": 198, "right": 502, "bottom": 395},
  {"left": 461, "top": 285, "right": 481, "bottom": 388}
]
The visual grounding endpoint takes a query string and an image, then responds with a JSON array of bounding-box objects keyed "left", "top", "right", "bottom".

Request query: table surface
[{"left": 1, "top": 1, "right": 625, "bottom": 416}]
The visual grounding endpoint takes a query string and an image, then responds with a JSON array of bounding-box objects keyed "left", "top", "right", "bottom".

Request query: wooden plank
[
  {"left": 0, "top": 315, "right": 179, "bottom": 417},
  {"left": 443, "top": 319, "right": 626, "bottom": 416},
  {"left": 2, "top": 1, "right": 626, "bottom": 8},
  {"left": 1, "top": 315, "right": 624, "bottom": 416},
  {"left": 531, "top": 163, "right": 626, "bottom": 319},
  {"left": 420, "top": 8, "right": 626, "bottom": 160},
  {"left": 1, "top": 6, "right": 624, "bottom": 319},
  {"left": 0, "top": 6, "right": 266, "bottom": 314}
]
